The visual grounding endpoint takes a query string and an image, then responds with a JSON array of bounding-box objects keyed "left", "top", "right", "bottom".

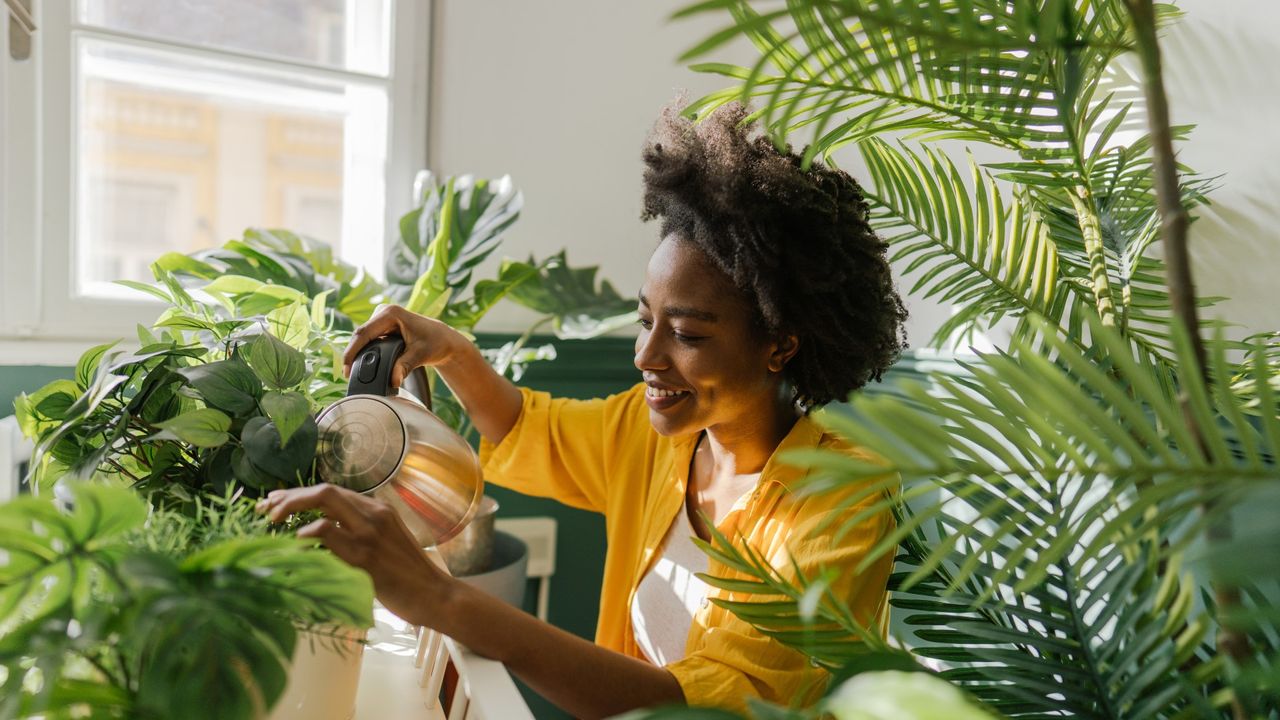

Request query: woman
[{"left": 257, "top": 104, "right": 908, "bottom": 718}]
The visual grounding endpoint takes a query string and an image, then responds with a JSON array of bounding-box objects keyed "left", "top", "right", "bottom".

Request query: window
[{"left": 1, "top": 0, "right": 428, "bottom": 362}]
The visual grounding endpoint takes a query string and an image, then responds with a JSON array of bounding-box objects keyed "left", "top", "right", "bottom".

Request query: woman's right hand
[{"left": 343, "top": 305, "right": 466, "bottom": 388}]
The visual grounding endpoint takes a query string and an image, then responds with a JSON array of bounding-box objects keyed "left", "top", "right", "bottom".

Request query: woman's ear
[{"left": 768, "top": 334, "right": 800, "bottom": 373}]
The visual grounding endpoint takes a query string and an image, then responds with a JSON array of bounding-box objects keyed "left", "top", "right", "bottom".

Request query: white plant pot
[{"left": 267, "top": 627, "right": 366, "bottom": 720}]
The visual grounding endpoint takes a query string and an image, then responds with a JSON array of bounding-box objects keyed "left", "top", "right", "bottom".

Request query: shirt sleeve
[
  {"left": 665, "top": 472, "right": 897, "bottom": 712},
  {"left": 478, "top": 385, "right": 646, "bottom": 514}
]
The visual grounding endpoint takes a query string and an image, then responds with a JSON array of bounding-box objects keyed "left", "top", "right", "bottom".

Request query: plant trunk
[{"left": 1122, "top": 1, "right": 1251, "bottom": 715}]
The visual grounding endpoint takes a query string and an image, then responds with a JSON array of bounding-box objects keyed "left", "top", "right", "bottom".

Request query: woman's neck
[{"left": 700, "top": 394, "right": 800, "bottom": 479}]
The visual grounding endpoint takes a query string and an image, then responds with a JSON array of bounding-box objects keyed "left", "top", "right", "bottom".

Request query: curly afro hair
[{"left": 640, "top": 102, "right": 908, "bottom": 409}]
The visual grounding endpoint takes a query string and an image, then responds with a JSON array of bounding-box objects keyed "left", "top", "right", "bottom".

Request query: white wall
[
  {"left": 427, "top": 0, "right": 1277, "bottom": 345},
  {"left": 1161, "top": 0, "right": 1280, "bottom": 340},
  {"left": 425, "top": 0, "right": 953, "bottom": 345}
]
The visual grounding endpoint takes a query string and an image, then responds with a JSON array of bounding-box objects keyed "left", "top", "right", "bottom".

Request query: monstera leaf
[
  {"left": 386, "top": 171, "right": 523, "bottom": 307},
  {"left": 507, "top": 251, "right": 638, "bottom": 339}
]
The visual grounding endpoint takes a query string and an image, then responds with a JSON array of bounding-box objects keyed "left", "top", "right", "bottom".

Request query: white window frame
[{"left": 0, "top": 0, "right": 430, "bottom": 366}]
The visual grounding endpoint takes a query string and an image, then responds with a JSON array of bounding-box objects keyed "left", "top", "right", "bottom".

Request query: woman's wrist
[
  {"left": 436, "top": 329, "right": 483, "bottom": 374},
  {"left": 416, "top": 568, "right": 466, "bottom": 635}
]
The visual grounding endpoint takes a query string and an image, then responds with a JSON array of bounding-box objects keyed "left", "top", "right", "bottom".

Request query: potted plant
[
  {"left": 3, "top": 171, "right": 635, "bottom": 718},
  {"left": 622, "top": 1, "right": 1279, "bottom": 717},
  {"left": 0, "top": 483, "right": 373, "bottom": 719}
]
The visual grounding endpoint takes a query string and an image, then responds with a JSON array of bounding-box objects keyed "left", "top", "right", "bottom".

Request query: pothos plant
[
  {"left": 13, "top": 170, "right": 635, "bottom": 503},
  {"left": 3, "top": 171, "right": 634, "bottom": 718}
]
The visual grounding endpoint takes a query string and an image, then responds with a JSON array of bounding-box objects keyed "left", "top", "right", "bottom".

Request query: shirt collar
[
  {"left": 671, "top": 413, "right": 824, "bottom": 492},
  {"left": 759, "top": 413, "right": 824, "bottom": 491}
]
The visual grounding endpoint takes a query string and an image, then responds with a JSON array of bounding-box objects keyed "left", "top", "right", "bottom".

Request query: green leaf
[
  {"left": 153, "top": 408, "right": 232, "bottom": 448},
  {"left": 177, "top": 359, "right": 263, "bottom": 415},
  {"left": 240, "top": 415, "right": 317, "bottom": 483},
  {"left": 386, "top": 171, "right": 523, "bottom": 305},
  {"left": 267, "top": 301, "right": 311, "bottom": 350},
  {"left": 0, "top": 483, "right": 146, "bottom": 627},
  {"left": 74, "top": 342, "right": 118, "bottom": 391},
  {"left": 441, "top": 258, "right": 542, "bottom": 330},
  {"left": 13, "top": 380, "right": 81, "bottom": 440},
  {"left": 310, "top": 288, "right": 333, "bottom": 328},
  {"left": 182, "top": 535, "right": 374, "bottom": 628},
  {"left": 202, "top": 274, "right": 266, "bottom": 295},
  {"left": 124, "top": 556, "right": 295, "bottom": 720},
  {"left": 243, "top": 332, "right": 307, "bottom": 391},
  {"left": 405, "top": 177, "right": 458, "bottom": 318},
  {"left": 152, "top": 252, "right": 219, "bottom": 280},
  {"left": 261, "top": 391, "right": 311, "bottom": 446},
  {"left": 506, "top": 251, "right": 638, "bottom": 339},
  {"left": 114, "top": 279, "right": 174, "bottom": 303}
]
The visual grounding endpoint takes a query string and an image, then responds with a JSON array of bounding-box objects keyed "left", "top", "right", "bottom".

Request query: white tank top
[{"left": 630, "top": 503, "right": 710, "bottom": 665}]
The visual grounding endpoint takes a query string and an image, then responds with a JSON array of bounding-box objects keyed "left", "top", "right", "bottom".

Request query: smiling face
[{"left": 635, "top": 237, "right": 798, "bottom": 437}]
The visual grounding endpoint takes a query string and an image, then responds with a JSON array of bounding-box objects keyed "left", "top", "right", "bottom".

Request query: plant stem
[
  {"left": 80, "top": 652, "right": 121, "bottom": 686},
  {"left": 1068, "top": 187, "right": 1119, "bottom": 328},
  {"left": 497, "top": 316, "right": 552, "bottom": 377},
  {"left": 1121, "top": 0, "right": 1251, "bottom": 713}
]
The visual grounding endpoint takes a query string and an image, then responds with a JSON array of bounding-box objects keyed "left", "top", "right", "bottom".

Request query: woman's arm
[
  {"left": 343, "top": 305, "right": 523, "bottom": 444},
  {"left": 434, "top": 580, "right": 685, "bottom": 718},
  {"left": 258, "top": 484, "right": 685, "bottom": 720}
]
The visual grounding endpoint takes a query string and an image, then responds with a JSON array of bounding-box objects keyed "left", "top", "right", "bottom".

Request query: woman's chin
[{"left": 646, "top": 409, "right": 697, "bottom": 438}]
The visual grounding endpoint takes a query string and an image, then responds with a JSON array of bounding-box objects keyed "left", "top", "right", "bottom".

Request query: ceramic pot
[
  {"left": 267, "top": 627, "right": 365, "bottom": 720},
  {"left": 456, "top": 530, "right": 528, "bottom": 608}
]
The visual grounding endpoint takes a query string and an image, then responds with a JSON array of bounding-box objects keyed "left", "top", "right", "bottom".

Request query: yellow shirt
[{"left": 479, "top": 383, "right": 895, "bottom": 712}]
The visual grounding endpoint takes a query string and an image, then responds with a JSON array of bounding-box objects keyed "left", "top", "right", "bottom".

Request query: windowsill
[{"left": 0, "top": 336, "right": 132, "bottom": 367}]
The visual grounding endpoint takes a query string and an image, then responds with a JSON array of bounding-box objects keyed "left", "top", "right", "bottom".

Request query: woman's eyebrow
[{"left": 638, "top": 292, "right": 718, "bottom": 322}]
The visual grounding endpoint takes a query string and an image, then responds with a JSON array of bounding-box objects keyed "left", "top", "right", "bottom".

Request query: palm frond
[
  {"left": 688, "top": 317, "right": 1277, "bottom": 716},
  {"left": 677, "top": 1, "right": 1143, "bottom": 172},
  {"left": 792, "top": 316, "right": 1278, "bottom": 597},
  {"left": 889, "top": 508, "right": 1225, "bottom": 718},
  {"left": 858, "top": 137, "right": 1061, "bottom": 349},
  {"left": 692, "top": 521, "right": 896, "bottom": 670}
]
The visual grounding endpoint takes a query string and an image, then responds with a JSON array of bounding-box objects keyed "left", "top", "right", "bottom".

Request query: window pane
[
  {"left": 77, "top": 0, "right": 391, "bottom": 76},
  {"left": 77, "top": 39, "right": 388, "bottom": 296}
]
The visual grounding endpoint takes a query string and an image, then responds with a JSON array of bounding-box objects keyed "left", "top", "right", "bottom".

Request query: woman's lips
[{"left": 644, "top": 385, "right": 690, "bottom": 412}]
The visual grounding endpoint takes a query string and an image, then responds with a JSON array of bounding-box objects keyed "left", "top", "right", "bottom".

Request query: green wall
[{"left": 1, "top": 366, "right": 75, "bottom": 418}]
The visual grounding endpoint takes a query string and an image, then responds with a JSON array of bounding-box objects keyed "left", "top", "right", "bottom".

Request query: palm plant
[{"left": 629, "top": 1, "right": 1280, "bottom": 717}]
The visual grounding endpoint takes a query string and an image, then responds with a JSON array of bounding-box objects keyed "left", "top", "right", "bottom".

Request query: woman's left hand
[{"left": 256, "top": 483, "right": 451, "bottom": 627}]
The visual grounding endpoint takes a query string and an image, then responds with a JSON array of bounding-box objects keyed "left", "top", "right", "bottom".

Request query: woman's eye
[
  {"left": 674, "top": 332, "right": 706, "bottom": 344},
  {"left": 637, "top": 318, "right": 653, "bottom": 330}
]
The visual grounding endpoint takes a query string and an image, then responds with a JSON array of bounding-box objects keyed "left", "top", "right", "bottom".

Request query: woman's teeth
[{"left": 647, "top": 387, "right": 688, "bottom": 398}]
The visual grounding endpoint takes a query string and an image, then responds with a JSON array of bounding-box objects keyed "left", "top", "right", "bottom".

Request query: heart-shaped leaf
[
  {"left": 260, "top": 391, "right": 311, "bottom": 446},
  {"left": 241, "top": 416, "right": 317, "bottom": 482},
  {"left": 267, "top": 301, "right": 311, "bottom": 349},
  {"left": 177, "top": 359, "right": 262, "bottom": 415},
  {"left": 244, "top": 333, "right": 306, "bottom": 391},
  {"left": 153, "top": 408, "right": 232, "bottom": 448}
]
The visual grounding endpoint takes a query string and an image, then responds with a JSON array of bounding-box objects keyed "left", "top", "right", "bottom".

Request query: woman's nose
[{"left": 634, "top": 331, "right": 668, "bottom": 371}]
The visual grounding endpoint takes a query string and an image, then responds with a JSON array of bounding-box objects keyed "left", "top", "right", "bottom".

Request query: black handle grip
[
  {"left": 346, "top": 334, "right": 434, "bottom": 410},
  {"left": 347, "top": 335, "right": 404, "bottom": 398}
]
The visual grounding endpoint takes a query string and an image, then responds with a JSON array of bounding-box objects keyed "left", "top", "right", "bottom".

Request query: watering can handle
[{"left": 346, "top": 334, "right": 434, "bottom": 411}]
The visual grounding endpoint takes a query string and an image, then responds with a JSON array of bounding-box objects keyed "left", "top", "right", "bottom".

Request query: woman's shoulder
[{"left": 761, "top": 414, "right": 897, "bottom": 517}]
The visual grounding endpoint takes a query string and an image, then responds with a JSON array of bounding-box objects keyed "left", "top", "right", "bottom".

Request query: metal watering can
[{"left": 314, "top": 335, "right": 483, "bottom": 546}]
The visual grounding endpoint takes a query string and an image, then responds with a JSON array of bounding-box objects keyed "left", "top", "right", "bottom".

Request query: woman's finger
[
  {"left": 296, "top": 517, "right": 367, "bottom": 568},
  {"left": 390, "top": 343, "right": 428, "bottom": 389},
  {"left": 257, "top": 483, "right": 372, "bottom": 533},
  {"left": 342, "top": 305, "right": 405, "bottom": 373}
]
